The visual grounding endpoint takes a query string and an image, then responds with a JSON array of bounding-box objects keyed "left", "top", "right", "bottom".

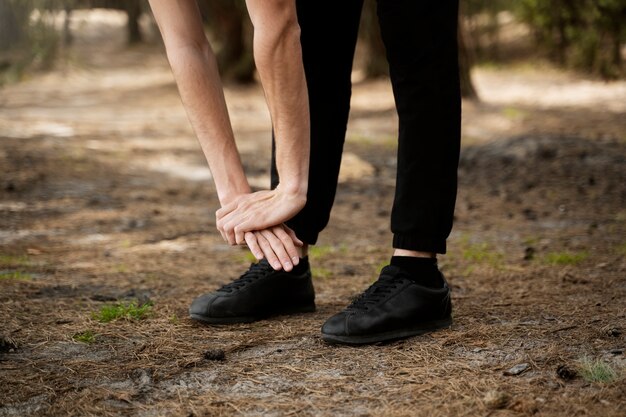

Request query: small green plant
[
  {"left": 92, "top": 301, "right": 153, "bottom": 323},
  {"left": 347, "top": 134, "right": 395, "bottom": 147},
  {"left": 374, "top": 260, "right": 389, "bottom": 273},
  {"left": 543, "top": 251, "right": 589, "bottom": 265},
  {"left": 73, "top": 330, "right": 96, "bottom": 344},
  {"left": 112, "top": 264, "right": 128, "bottom": 273},
  {"left": 502, "top": 107, "right": 526, "bottom": 119},
  {"left": 462, "top": 243, "right": 503, "bottom": 266},
  {"left": 577, "top": 358, "right": 619, "bottom": 383},
  {"left": 119, "top": 240, "right": 132, "bottom": 249},
  {"left": 309, "top": 245, "right": 334, "bottom": 260},
  {"left": 168, "top": 314, "right": 179, "bottom": 324},
  {"left": 0, "top": 254, "right": 31, "bottom": 267},
  {"left": 462, "top": 265, "right": 476, "bottom": 276},
  {"left": 522, "top": 236, "right": 540, "bottom": 247},
  {"left": 312, "top": 267, "right": 332, "bottom": 280},
  {"left": 234, "top": 250, "right": 258, "bottom": 264},
  {"left": 0, "top": 271, "right": 33, "bottom": 281}
]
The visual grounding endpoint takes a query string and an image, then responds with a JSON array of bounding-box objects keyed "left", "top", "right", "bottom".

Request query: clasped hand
[{"left": 216, "top": 188, "right": 306, "bottom": 271}]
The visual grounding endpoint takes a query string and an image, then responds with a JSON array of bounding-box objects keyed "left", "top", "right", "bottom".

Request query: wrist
[
  {"left": 276, "top": 181, "right": 308, "bottom": 200},
  {"left": 219, "top": 188, "right": 250, "bottom": 207}
]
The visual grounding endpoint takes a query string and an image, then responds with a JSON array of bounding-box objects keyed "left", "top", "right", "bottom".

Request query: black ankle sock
[
  {"left": 390, "top": 256, "right": 444, "bottom": 288},
  {"left": 290, "top": 256, "right": 310, "bottom": 275}
]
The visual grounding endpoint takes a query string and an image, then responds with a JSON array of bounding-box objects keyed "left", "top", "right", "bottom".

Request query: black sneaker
[
  {"left": 321, "top": 265, "right": 452, "bottom": 345},
  {"left": 189, "top": 259, "right": 315, "bottom": 324}
]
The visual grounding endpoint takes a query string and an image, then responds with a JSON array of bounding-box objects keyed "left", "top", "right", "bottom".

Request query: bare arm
[
  {"left": 148, "top": 0, "right": 250, "bottom": 206},
  {"left": 148, "top": 0, "right": 308, "bottom": 271},
  {"left": 247, "top": 0, "right": 310, "bottom": 197},
  {"left": 215, "top": 0, "right": 311, "bottom": 245}
]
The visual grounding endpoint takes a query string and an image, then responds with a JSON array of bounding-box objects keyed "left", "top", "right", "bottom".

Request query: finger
[
  {"left": 215, "top": 217, "right": 228, "bottom": 242},
  {"left": 283, "top": 225, "right": 304, "bottom": 247},
  {"left": 216, "top": 199, "right": 239, "bottom": 220},
  {"left": 223, "top": 215, "right": 249, "bottom": 246},
  {"left": 234, "top": 214, "right": 274, "bottom": 237},
  {"left": 272, "top": 226, "right": 299, "bottom": 265},
  {"left": 235, "top": 228, "right": 246, "bottom": 245},
  {"left": 245, "top": 232, "right": 263, "bottom": 260},
  {"left": 215, "top": 212, "right": 225, "bottom": 233},
  {"left": 256, "top": 233, "right": 282, "bottom": 270},
  {"left": 222, "top": 221, "right": 237, "bottom": 246},
  {"left": 261, "top": 229, "right": 293, "bottom": 272}
]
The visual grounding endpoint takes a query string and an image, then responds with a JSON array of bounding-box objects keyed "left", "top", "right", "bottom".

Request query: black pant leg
[
  {"left": 271, "top": 0, "right": 364, "bottom": 245},
  {"left": 377, "top": 0, "right": 461, "bottom": 254}
]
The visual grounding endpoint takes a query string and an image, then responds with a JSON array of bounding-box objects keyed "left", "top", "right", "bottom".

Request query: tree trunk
[
  {"left": 360, "top": 0, "right": 388, "bottom": 78},
  {"left": 200, "top": 0, "right": 254, "bottom": 83},
  {"left": 458, "top": 17, "right": 479, "bottom": 100},
  {"left": 63, "top": 7, "right": 73, "bottom": 46},
  {"left": 125, "top": 0, "right": 142, "bottom": 44},
  {"left": 0, "top": 0, "right": 22, "bottom": 50}
]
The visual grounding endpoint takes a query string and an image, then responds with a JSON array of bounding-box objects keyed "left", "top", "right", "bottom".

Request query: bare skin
[
  {"left": 216, "top": 0, "right": 310, "bottom": 247},
  {"left": 393, "top": 249, "right": 436, "bottom": 258},
  {"left": 148, "top": 0, "right": 309, "bottom": 271}
]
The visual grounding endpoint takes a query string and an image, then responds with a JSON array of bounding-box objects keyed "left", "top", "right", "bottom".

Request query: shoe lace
[
  {"left": 218, "top": 260, "right": 274, "bottom": 293},
  {"left": 347, "top": 268, "right": 404, "bottom": 311}
]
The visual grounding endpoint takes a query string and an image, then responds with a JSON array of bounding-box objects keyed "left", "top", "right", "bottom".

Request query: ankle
[
  {"left": 390, "top": 255, "right": 443, "bottom": 288},
  {"left": 393, "top": 248, "right": 436, "bottom": 259}
]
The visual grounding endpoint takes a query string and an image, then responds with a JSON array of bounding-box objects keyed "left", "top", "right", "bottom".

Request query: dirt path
[{"left": 1, "top": 10, "right": 625, "bottom": 417}]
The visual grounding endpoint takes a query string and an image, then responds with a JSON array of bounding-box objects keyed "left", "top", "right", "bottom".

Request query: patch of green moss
[
  {"left": 577, "top": 357, "right": 620, "bottom": 383},
  {"left": 73, "top": 330, "right": 96, "bottom": 344},
  {"left": 312, "top": 267, "right": 332, "bottom": 280},
  {"left": 0, "top": 271, "right": 33, "bottom": 281},
  {"left": 92, "top": 301, "right": 153, "bottom": 323},
  {"left": 543, "top": 251, "right": 589, "bottom": 265},
  {"left": 462, "top": 243, "right": 503, "bottom": 267},
  {"left": 0, "top": 254, "right": 31, "bottom": 267}
]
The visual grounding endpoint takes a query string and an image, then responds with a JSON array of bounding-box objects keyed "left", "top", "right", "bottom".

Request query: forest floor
[{"left": 1, "top": 10, "right": 625, "bottom": 417}]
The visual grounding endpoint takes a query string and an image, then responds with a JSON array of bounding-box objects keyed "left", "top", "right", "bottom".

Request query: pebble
[
  {"left": 204, "top": 348, "right": 226, "bottom": 361},
  {"left": 504, "top": 363, "right": 530, "bottom": 376}
]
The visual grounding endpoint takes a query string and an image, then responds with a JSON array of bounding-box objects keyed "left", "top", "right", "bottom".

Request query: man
[{"left": 154, "top": 0, "right": 461, "bottom": 345}]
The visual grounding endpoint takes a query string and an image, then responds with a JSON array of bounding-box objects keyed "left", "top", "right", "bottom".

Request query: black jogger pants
[{"left": 271, "top": 0, "right": 461, "bottom": 254}]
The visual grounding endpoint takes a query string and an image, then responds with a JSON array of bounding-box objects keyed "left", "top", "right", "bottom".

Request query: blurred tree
[
  {"left": 517, "top": 0, "right": 625, "bottom": 78},
  {"left": 123, "top": 0, "right": 143, "bottom": 44},
  {"left": 85, "top": 0, "right": 145, "bottom": 44},
  {"left": 0, "top": 0, "right": 59, "bottom": 80},
  {"left": 197, "top": 0, "right": 254, "bottom": 83},
  {"left": 360, "top": 0, "right": 387, "bottom": 78},
  {"left": 463, "top": 0, "right": 511, "bottom": 61},
  {"left": 458, "top": 16, "right": 479, "bottom": 100},
  {"left": 0, "top": 0, "right": 24, "bottom": 51}
]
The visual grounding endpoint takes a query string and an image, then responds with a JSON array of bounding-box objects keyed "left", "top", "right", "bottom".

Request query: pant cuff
[
  {"left": 393, "top": 234, "right": 447, "bottom": 254},
  {"left": 286, "top": 220, "right": 320, "bottom": 246}
]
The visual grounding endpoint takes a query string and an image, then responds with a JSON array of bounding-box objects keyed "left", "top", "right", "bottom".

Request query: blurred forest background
[
  {"left": 1, "top": 0, "right": 624, "bottom": 88},
  {"left": 1, "top": 1, "right": 625, "bottom": 416}
]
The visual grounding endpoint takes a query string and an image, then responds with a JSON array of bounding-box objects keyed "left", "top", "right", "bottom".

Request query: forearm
[
  {"left": 149, "top": 0, "right": 250, "bottom": 206},
  {"left": 167, "top": 44, "right": 250, "bottom": 204},
  {"left": 246, "top": 0, "right": 310, "bottom": 198}
]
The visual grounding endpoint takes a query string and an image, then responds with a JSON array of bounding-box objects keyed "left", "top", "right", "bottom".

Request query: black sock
[
  {"left": 390, "top": 256, "right": 444, "bottom": 288},
  {"left": 290, "top": 256, "right": 310, "bottom": 275}
]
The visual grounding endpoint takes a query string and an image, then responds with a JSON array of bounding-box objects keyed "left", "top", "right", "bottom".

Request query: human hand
[
  {"left": 244, "top": 224, "right": 303, "bottom": 271},
  {"left": 216, "top": 186, "right": 306, "bottom": 245}
]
